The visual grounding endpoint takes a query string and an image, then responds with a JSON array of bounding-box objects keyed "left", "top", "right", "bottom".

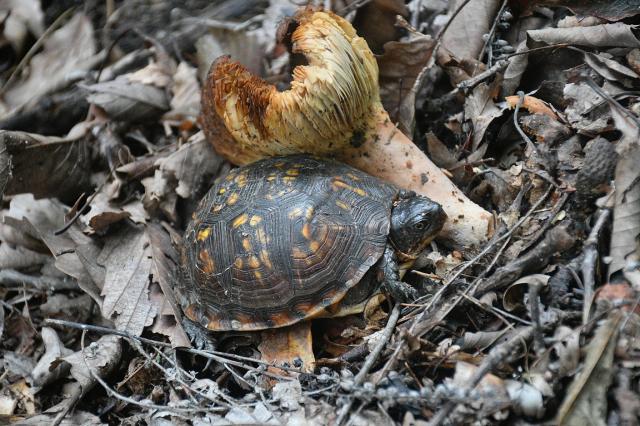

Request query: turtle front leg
[{"left": 379, "top": 244, "right": 418, "bottom": 302}]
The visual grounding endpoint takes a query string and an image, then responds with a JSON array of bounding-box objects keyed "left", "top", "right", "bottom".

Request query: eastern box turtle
[{"left": 178, "top": 155, "right": 446, "bottom": 331}]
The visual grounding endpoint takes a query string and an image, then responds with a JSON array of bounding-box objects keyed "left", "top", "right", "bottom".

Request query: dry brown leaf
[
  {"left": 534, "top": 0, "right": 640, "bottom": 21},
  {"left": 166, "top": 61, "right": 201, "bottom": 121},
  {"left": 36, "top": 223, "right": 103, "bottom": 305},
  {"left": 0, "top": 243, "right": 49, "bottom": 270},
  {"left": 195, "top": 28, "right": 264, "bottom": 83},
  {"left": 563, "top": 83, "right": 612, "bottom": 134},
  {"left": 0, "top": 130, "right": 92, "bottom": 203},
  {"left": 259, "top": 322, "right": 315, "bottom": 373},
  {"left": 80, "top": 192, "right": 146, "bottom": 234},
  {"left": 142, "top": 170, "right": 178, "bottom": 221},
  {"left": 98, "top": 224, "right": 156, "bottom": 336},
  {"left": 352, "top": 0, "right": 409, "bottom": 54},
  {"left": 147, "top": 223, "right": 190, "bottom": 348},
  {"left": 84, "top": 78, "right": 169, "bottom": 123},
  {"left": 505, "top": 95, "right": 559, "bottom": 119},
  {"left": 4, "top": 13, "right": 96, "bottom": 110},
  {"left": 528, "top": 23, "right": 640, "bottom": 48},
  {"left": 156, "top": 132, "right": 224, "bottom": 199},
  {"left": 583, "top": 52, "right": 640, "bottom": 89},
  {"left": 556, "top": 311, "right": 622, "bottom": 425},
  {"left": 377, "top": 22, "right": 435, "bottom": 135},
  {"left": 519, "top": 114, "right": 573, "bottom": 144},
  {"left": 502, "top": 41, "right": 529, "bottom": 97},
  {"left": 608, "top": 103, "right": 640, "bottom": 277},
  {"left": 441, "top": 0, "right": 501, "bottom": 60},
  {"left": 464, "top": 82, "right": 505, "bottom": 150}
]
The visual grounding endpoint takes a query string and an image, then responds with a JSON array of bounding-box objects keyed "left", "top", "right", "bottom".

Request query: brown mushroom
[{"left": 201, "top": 8, "right": 493, "bottom": 249}]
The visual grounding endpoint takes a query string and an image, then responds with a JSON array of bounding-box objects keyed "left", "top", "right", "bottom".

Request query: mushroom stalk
[
  {"left": 201, "top": 8, "right": 493, "bottom": 249},
  {"left": 337, "top": 108, "right": 491, "bottom": 247}
]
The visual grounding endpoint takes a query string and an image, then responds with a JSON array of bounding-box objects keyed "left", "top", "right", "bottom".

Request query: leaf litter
[{"left": 0, "top": 1, "right": 640, "bottom": 425}]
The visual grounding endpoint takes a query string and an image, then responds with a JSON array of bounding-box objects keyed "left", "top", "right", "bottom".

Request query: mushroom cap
[{"left": 201, "top": 9, "right": 382, "bottom": 165}]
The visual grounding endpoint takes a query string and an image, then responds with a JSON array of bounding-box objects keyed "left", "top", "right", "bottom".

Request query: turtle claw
[{"left": 182, "top": 318, "right": 218, "bottom": 352}]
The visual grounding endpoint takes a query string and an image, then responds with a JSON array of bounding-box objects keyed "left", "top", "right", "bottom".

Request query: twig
[
  {"left": 44, "top": 318, "right": 304, "bottom": 376},
  {"left": 581, "top": 208, "right": 612, "bottom": 324},
  {"left": 77, "top": 331, "right": 214, "bottom": 415},
  {"left": 513, "top": 91, "right": 538, "bottom": 153},
  {"left": 428, "top": 326, "right": 536, "bottom": 425},
  {"left": 0, "top": 269, "right": 79, "bottom": 291},
  {"left": 54, "top": 170, "right": 113, "bottom": 235},
  {"left": 456, "top": 59, "right": 510, "bottom": 92},
  {"left": 478, "top": 0, "right": 508, "bottom": 65},
  {"left": 376, "top": 184, "right": 554, "bottom": 380},
  {"left": 335, "top": 304, "right": 401, "bottom": 426},
  {"left": 0, "top": 8, "right": 76, "bottom": 96},
  {"left": 528, "top": 280, "right": 545, "bottom": 353},
  {"left": 519, "top": 191, "right": 569, "bottom": 253},
  {"left": 475, "top": 225, "right": 576, "bottom": 295},
  {"left": 410, "top": 0, "right": 475, "bottom": 102}
]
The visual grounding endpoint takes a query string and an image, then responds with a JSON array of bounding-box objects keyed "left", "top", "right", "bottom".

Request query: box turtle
[{"left": 177, "top": 155, "right": 446, "bottom": 331}]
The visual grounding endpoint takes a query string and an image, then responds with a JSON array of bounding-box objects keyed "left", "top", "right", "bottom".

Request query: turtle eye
[{"left": 414, "top": 222, "right": 426, "bottom": 230}]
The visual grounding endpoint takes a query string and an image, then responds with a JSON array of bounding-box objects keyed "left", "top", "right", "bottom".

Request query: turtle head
[{"left": 389, "top": 194, "right": 447, "bottom": 257}]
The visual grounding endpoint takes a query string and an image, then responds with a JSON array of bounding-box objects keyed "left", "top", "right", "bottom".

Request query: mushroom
[{"left": 201, "top": 8, "right": 493, "bottom": 249}]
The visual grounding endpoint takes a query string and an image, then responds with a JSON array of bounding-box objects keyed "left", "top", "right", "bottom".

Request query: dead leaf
[
  {"left": 550, "top": 326, "right": 581, "bottom": 378},
  {"left": 147, "top": 223, "right": 190, "bottom": 348},
  {"left": 84, "top": 77, "right": 170, "bottom": 123},
  {"left": 30, "top": 327, "right": 72, "bottom": 390},
  {"left": 465, "top": 82, "right": 505, "bottom": 150},
  {"left": 441, "top": 0, "right": 501, "bottom": 60},
  {"left": 556, "top": 311, "right": 622, "bottom": 425},
  {"left": 608, "top": 100, "right": 640, "bottom": 277},
  {"left": 0, "top": 130, "right": 92, "bottom": 203},
  {"left": 32, "top": 220, "right": 103, "bottom": 305},
  {"left": 0, "top": 243, "right": 49, "bottom": 270},
  {"left": 505, "top": 95, "right": 559, "bottom": 119},
  {"left": 0, "top": 0, "right": 44, "bottom": 53},
  {"left": 98, "top": 224, "right": 156, "bottom": 336},
  {"left": 533, "top": 0, "right": 640, "bottom": 21},
  {"left": 165, "top": 61, "right": 201, "bottom": 122},
  {"left": 352, "top": 0, "right": 409, "bottom": 54},
  {"left": 4, "top": 13, "right": 96, "bottom": 110},
  {"left": 502, "top": 41, "right": 529, "bottom": 97},
  {"left": 583, "top": 51, "right": 640, "bottom": 89},
  {"left": 259, "top": 322, "right": 314, "bottom": 374},
  {"left": 377, "top": 20, "right": 435, "bottom": 135},
  {"left": 528, "top": 23, "right": 640, "bottom": 48},
  {"left": 80, "top": 192, "right": 147, "bottom": 234},
  {"left": 563, "top": 83, "right": 611, "bottom": 134},
  {"left": 519, "top": 114, "right": 572, "bottom": 144},
  {"left": 156, "top": 132, "right": 223, "bottom": 199},
  {"left": 503, "top": 274, "right": 550, "bottom": 312}
]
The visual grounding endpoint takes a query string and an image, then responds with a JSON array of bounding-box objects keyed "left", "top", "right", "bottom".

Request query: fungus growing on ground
[{"left": 201, "top": 8, "right": 493, "bottom": 249}]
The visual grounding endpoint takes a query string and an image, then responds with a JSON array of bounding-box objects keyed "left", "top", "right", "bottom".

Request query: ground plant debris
[{"left": 0, "top": 0, "right": 639, "bottom": 425}]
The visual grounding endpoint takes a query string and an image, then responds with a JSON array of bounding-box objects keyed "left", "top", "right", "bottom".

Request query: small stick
[
  {"left": 581, "top": 208, "right": 612, "bottom": 324},
  {"left": 0, "top": 8, "right": 76, "bottom": 96},
  {"left": 43, "top": 318, "right": 304, "bottom": 375},
  {"left": 428, "top": 326, "right": 536, "bottom": 425},
  {"left": 377, "top": 184, "right": 554, "bottom": 380},
  {"left": 335, "top": 304, "right": 401, "bottom": 426}
]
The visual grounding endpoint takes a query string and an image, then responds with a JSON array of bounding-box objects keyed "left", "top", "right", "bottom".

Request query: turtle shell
[{"left": 178, "top": 155, "right": 399, "bottom": 331}]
